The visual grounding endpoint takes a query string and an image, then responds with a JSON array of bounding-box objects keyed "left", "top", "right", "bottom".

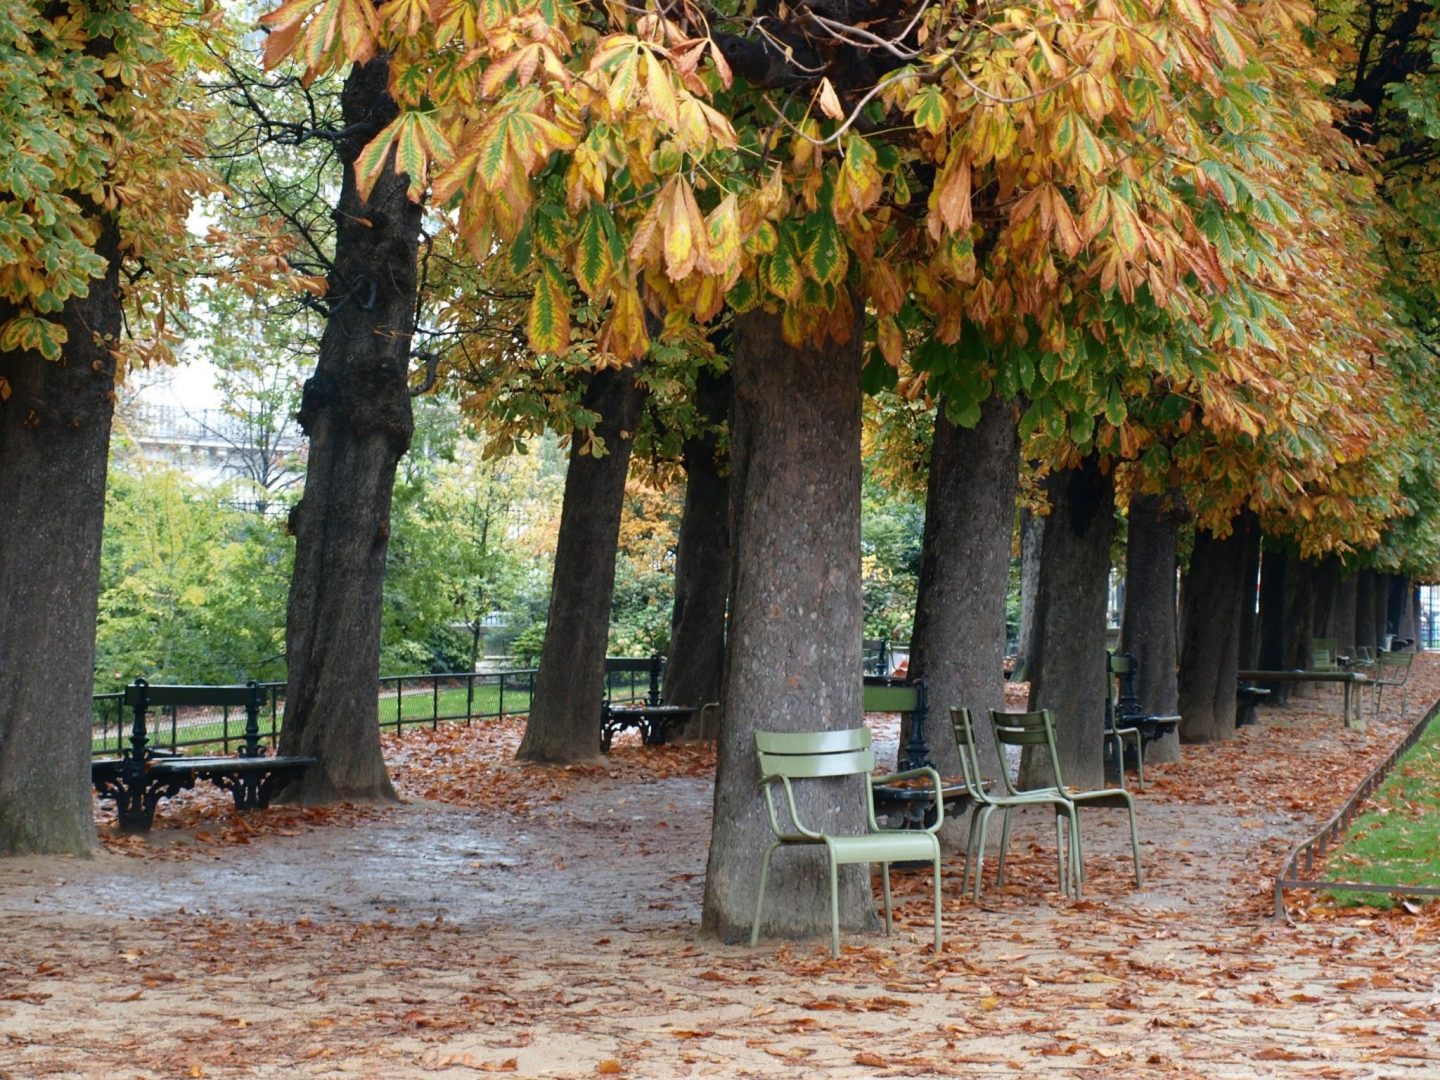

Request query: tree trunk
[
  {"left": 701, "top": 306, "right": 867, "bottom": 944},
  {"left": 1354, "top": 571, "right": 1378, "bottom": 653},
  {"left": 1337, "top": 573, "right": 1359, "bottom": 654},
  {"left": 1311, "top": 557, "right": 1343, "bottom": 641},
  {"left": 908, "top": 395, "right": 1019, "bottom": 828},
  {"left": 1119, "top": 492, "right": 1181, "bottom": 764},
  {"left": 1257, "top": 546, "right": 1290, "bottom": 703},
  {"left": 1401, "top": 582, "right": 1420, "bottom": 646},
  {"left": 1021, "top": 456, "right": 1115, "bottom": 790},
  {"left": 518, "top": 366, "right": 646, "bottom": 763},
  {"left": 1012, "top": 508, "right": 1044, "bottom": 683},
  {"left": 1370, "top": 572, "right": 1390, "bottom": 647},
  {"left": 276, "top": 57, "right": 420, "bottom": 803},
  {"left": 0, "top": 223, "right": 121, "bottom": 856},
  {"left": 1236, "top": 523, "right": 1262, "bottom": 671},
  {"left": 1387, "top": 574, "right": 1409, "bottom": 641},
  {"left": 662, "top": 369, "right": 731, "bottom": 737},
  {"left": 1281, "top": 555, "right": 1315, "bottom": 690},
  {"left": 1177, "top": 513, "right": 1256, "bottom": 742}
]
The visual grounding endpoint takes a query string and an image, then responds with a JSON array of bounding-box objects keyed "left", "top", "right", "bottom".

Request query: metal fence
[
  {"left": 1273, "top": 697, "right": 1440, "bottom": 916},
  {"left": 90, "top": 660, "right": 666, "bottom": 758}
]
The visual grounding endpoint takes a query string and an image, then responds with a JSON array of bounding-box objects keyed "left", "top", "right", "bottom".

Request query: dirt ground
[{"left": 3, "top": 664, "right": 1440, "bottom": 1079}]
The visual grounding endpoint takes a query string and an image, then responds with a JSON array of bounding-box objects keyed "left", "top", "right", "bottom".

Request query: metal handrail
[{"left": 1274, "top": 697, "right": 1440, "bottom": 917}]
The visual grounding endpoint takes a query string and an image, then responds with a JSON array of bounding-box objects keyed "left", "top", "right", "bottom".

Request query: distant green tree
[{"left": 96, "top": 463, "right": 292, "bottom": 690}]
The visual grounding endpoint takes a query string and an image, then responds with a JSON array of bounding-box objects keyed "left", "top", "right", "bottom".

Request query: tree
[
  {"left": 1, "top": 0, "right": 219, "bottom": 855},
  {"left": 1178, "top": 513, "right": 1259, "bottom": 742},
  {"left": 908, "top": 396, "right": 1019, "bottom": 809},
  {"left": 517, "top": 366, "right": 646, "bottom": 763},
  {"left": 1119, "top": 490, "right": 1183, "bottom": 764},
  {"left": 273, "top": 55, "right": 422, "bottom": 803}
]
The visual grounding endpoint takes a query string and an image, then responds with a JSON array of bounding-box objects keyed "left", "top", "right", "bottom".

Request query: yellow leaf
[
  {"left": 644, "top": 50, "right": 679, "bottom": 130},
  {"left": 662, "top": 179, "right": 704, "bottom": 281},
  {"left": 817, "top": 77, "right": 844, "bottom": 120}
]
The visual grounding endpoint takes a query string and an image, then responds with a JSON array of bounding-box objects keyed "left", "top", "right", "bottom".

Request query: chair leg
[
  {"left": 750, "top": 843, "right": 777, "bottom": 946},
  {"left": 963, "top": 806, "right": 983, "bottom": 899},
  {"left": 880, "top": 862, "right": 893, "bottom": 936},
  {"left": 972, "top": 805, "right": 994, "bottom": 902},
  {"left": 1127, "top": 806, "right": 1143, "bottom": 887},
  {"left": 1131, "top": 733, "right": 1144, "bottom": 789},
  {"left": 1070, "top": 812, "right": 1085, "bottom": 898},
  {"left": 931, "top": 848, "right": 943, "bottom": 953},
  {"left": 829, "top": 851, "right": 841, "bottom": 959},
  {"left": 997, "top": 806, "right": 1013, "bottom": 886},
  {"left": 1108, "top": 733, "right": 1125, "bottom": 790},
  {"left": 1053, "top": 810, "right": 1070, "bottom": 896}
]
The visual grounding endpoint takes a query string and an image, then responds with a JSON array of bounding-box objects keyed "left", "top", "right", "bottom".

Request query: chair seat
[{"left": 824, "top": 830, "right": 939, "bottom": 865}]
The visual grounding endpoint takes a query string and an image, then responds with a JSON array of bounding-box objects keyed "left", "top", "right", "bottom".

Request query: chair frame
[
  {"left": 1105, "top": 653, "right": 1145, "bottom": 789},
  {"left": 750, "top": 727, "right": 944, "bottom": 958},
  {"left": 950, "top": 708, "right": 1077, "bottom": 901},
  {"left": 989, "top": 709, "right": 1143, "bottom": 896},
  {"left": 1371, "top": 650, "right": 1414, "bottom": 717}
]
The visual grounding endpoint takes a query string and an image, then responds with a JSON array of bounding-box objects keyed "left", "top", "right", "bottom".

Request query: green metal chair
[
  {"left": 1104, "top": 653, "right": 1145, "bottom": 790},
  {"left": 988, "top": 709, "right": 1143, "bottom": 895},
  {"left": 1371, "top": 650, "right": 1414, "bottom": 717},
  {"left": 751, "top": 728, "right": 943, "bottom": 958},
  {"left": 949, "top": 708, "right": 1077, "bottom": 901}
]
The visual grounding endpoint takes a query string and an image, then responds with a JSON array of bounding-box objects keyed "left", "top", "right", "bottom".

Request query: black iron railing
[{"left": 91, "top": 659, "right": 663, "bottom": 758}]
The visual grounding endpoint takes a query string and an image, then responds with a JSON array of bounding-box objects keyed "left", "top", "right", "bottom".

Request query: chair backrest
[
  {"left": 989, "top": 709, "right": 1065, "bottom": 791},
  {"left": 1378, "top": 650, "right": 1413, "bottom": 679},
  {"left": 1313, "top": 645, "right": 1336, "bottom": 671},
  {"left": 948, "top": 708, "right": 989, "bottom": 801},
  {"left": 754, "top": 728, "right": 875, "bottom": 778},
  {"left": 1356, "top": 645, "right": 1376, "bottom": 663}
]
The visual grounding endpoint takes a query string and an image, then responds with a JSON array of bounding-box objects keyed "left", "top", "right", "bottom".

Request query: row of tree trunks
[
  {"left": 1177, "top": 512, "right": 1258, "bottom": 743},
  {"left": 276, "top": 56, "right": 420, "bottom": 803},
  {"left": 517, "top": 366, "right": 647, "bottom": 764},
  {"left": 661, "top": 368, "right": 732, "bottom": 737},
  {"left": 1118, "top": 491, "right": 1181, "bottom": 765},
  {"left": 908, "top": 395, "right": 1020, "bottom": 841},
  {"left": 1022, "top": 455, "right": 1115, "bottom": 790},
  {"left": 0, "top": 221, "right": 122, "bottom": 856}
]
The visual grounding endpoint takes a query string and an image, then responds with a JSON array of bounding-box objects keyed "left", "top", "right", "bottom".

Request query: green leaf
[
  {"left": 0, "top": 313, "right": 67, "bottom": 360},
  {"left": 527, "top": 259, "right": 570, "bottom": 353},
  {"left": 573, "top": 204, "right": 615, "bottom": 299},
  {"left": 804, "top": 216, "right": 847, "bottom": 285}
]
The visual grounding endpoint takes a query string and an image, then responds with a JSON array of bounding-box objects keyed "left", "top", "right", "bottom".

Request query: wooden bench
[{"left": 91, "top": 679, "right": 315, "bottom": 832}]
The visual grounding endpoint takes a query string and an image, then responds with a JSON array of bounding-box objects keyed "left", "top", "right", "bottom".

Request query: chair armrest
[
  {"left": 757, "top": 773, "right": 823, "bottom": 839},
  {"left": 869, "top": 767, "right": 945, "bottom": 833}
]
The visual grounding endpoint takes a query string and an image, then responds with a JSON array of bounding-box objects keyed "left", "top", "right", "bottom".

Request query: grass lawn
[{"left": 1326, "top": 714, "right": 1440, "bottom": 907}]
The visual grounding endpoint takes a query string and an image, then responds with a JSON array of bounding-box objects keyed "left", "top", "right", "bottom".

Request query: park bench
[
  {"left": 1103, "top": 652, "right": 1180, "bottom": 788},
  {"left": 1238, "top": 667, "right": 1368, "bottom": 729},
  {"left": 91, "top": 679, "right": 315, "bottom": 832},
  {"left": 599, "top": 655, "right": 700, "bottom": 750}
]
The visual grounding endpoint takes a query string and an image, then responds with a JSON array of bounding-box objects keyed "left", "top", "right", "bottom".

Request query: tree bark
[
  {"left": 662, "top": 369, "right": 731, "bottom": 737},
  {"left": 1236, "top": 524, "right": 1262, "bottom": 671},
  {"left": 1311, "top": 557, "right": 1343, "bottom": 641},
  {"left": 1401, "top": 582, "right": 1420, "bottom": 646},
  {"left": 0, "top": 222, "right": 121, "bottom": 856},
  {"left": 908, "top": 395, "right": 1019, "bottom": 827},
  {"left": 518, "top": 366, "right": 646, "bottom": 763},
  {"left": 276, "top": 57, "right": 420, "bottom": 803},
  {"left": 1021, "top": 456, "right": 1115, "bottom": 790},
  {"left": 1257, "top": 546, "right": 1290, "bottom": 703},
  {"left": 1177, "top": 513, "right": 1257, "bottom": 743},
  {"left": 1281, "top": 554, "right": 1316, "bottom": 691},
  {"left": 1337, "top": 572, "right": 1359, "bottom": 655},
  {"left": 1354, "top": 571, "right": 1378, "bottom": 653},
  {"left": 1119, "top": 491, "right": 1181, "bottom": 764},
  {"left": 701, "top": 306, "right": 867, "bottom": 944},
  {"left": 1386, "top": 574, "right": 1409, "bottom": 640},
  {"left": 1012, "top": 508, "right": 1044, "bottom": 683}
]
